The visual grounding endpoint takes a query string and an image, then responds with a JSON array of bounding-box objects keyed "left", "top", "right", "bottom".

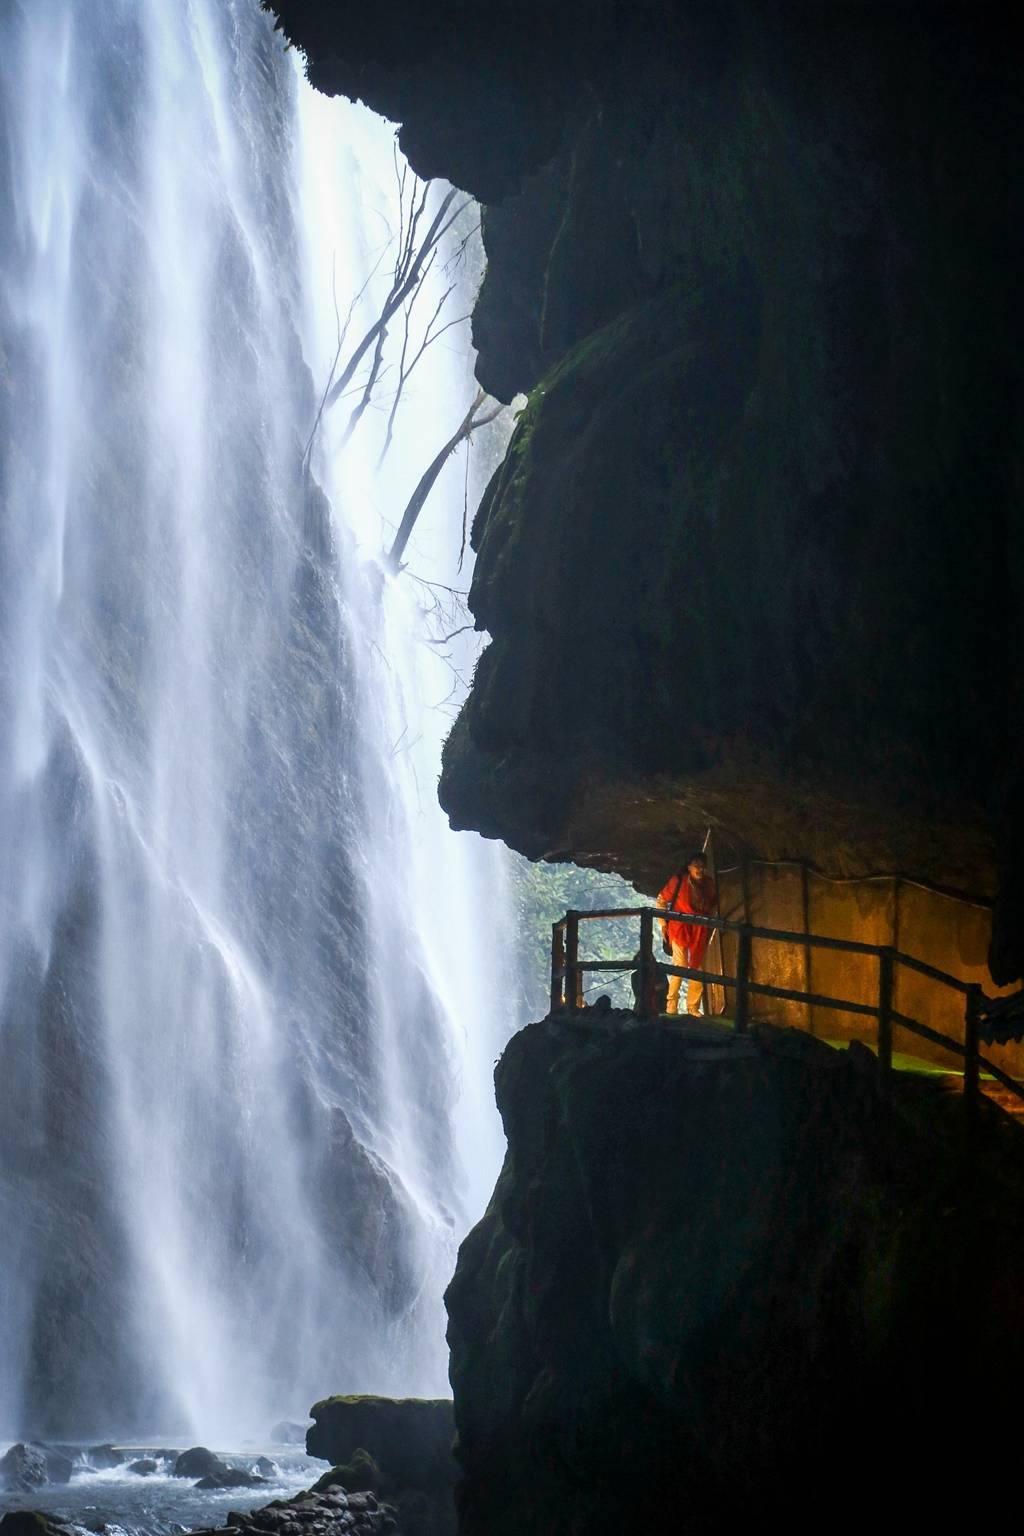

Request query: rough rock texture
[
  {"left": 173, "top": 1447, "right": 230, "bottom": 1480},
  {"left": 445, "top": 1012, "right": 1024, "bottom": 1533},
  {"left": 270, "top": 0, "right": 1022, "bottom": 981},
  {"left": 307, "top": 1398, "right": 456, "bottom": 1536},
  {"left": 0, "top": 1446, "right": 47, "bottom": 1493},
  {"left": 0, "top": 1481, "right": 397, "bottom": 1536},
  {"left": 170, "top": 1447, "right": 267, "bottom": 1490},
  {"left": 308, "top": 1397, "right": 456, "bottom": 1498}
]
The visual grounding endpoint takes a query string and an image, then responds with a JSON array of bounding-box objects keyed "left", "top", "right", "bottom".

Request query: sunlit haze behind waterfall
[
  {"left": 0, "top": 0, "right": 513, "bottom": 1444},
  {"left": 295, "top": 84, "right": 515, "bottom": 1223}
]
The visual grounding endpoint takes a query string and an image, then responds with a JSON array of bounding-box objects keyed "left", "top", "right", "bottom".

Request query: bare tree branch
[
  {"left": 323, "top": 184, "right": 470, "bottom": 417},
  {"left": 443, "top": 222, "right": 481, "bottom": 277},
  {"left": 425, "top": 624, "right": 475, "bottom": 646},
  {"left": 458, "top": 429, "right": 472, "bottom": 572},
  {"left": 385, "top": 387, "right": 504, "bottom": 573},
  {"left": 303, "top": 242, "right": 391, "bottom": 470},
  {"left": 377, "top": 278, "right": 473, "bottom": 466},
  {"left": 341, "top": 313, "right": 390, "bottom": 445}
]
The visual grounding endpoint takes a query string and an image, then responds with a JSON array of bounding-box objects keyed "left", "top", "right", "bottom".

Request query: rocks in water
[
  {"left": 172, "top": 1445, "right": 267, "bottom": 1489},
  {"left": 269, "top": 1421, "right": 310, "bottom": 1445},
  {"left": 196, "top": 1468, "right": 266, "bottom": 1491},
  {"left": 253, "top": 1457, "right": 278, "bottom": 1479},
  {"left": 86, "top": 1444, "right": 125, "bottom": 1470},
  {"left": 174, "top": 1446, "right": 227, "bottom": 1480},
  {"left": 213, "top": 1480, "right": 397, "bottom": 1536},
  {"left": 0, "top": 1476, "right": 404, "bottom": 1536},
  {"left": 28, "top": 1447, "right": 73, "bottom": 1486},
  {"left": 0, "top": 1445, "right": 47, "bottom": 1492},
  {"left": 126, "top": 1458, "right": 159, "bottom": 1476}
]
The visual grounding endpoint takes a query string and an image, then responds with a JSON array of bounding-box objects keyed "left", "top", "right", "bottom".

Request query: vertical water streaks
[{"left": 0, "top": 0, "right": 511, "bottom": 1440}]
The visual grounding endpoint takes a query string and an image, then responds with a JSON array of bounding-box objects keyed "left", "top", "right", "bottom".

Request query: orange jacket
[{"left": 658, "top": 872, "right": 717, "bottom": 963}]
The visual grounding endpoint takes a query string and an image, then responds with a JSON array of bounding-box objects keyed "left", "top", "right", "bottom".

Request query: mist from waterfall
[{"left": 0, "top": 0, "right": 512, "bottom": 1442}]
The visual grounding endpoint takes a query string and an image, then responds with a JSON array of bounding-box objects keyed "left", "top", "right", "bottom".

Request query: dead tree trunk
[
  {"left": 324, "top": 187, "right": 462, "bottom": 414},
  {"left": 385, "top": 388, "right": 503, "bottom": 573}
]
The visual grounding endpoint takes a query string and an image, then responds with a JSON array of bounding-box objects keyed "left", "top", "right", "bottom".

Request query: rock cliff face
[
  {"left": 271, "top": 0, "right": 1022, "bottom": 980},
  {"left": 444, "top": 1013, "right": 1024, "bottom": 1533}
]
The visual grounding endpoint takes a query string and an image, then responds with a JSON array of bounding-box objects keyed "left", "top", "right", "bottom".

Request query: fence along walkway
[{"left": 550, "top": 906, "right": 1024, "bottom": 1116}]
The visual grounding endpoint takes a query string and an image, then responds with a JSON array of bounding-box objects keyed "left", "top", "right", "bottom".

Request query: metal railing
[{"left": 550, "top": 906, "right": 1024, "bottom": 1115}]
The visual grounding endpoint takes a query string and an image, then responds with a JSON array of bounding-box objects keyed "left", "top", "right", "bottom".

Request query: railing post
[
  {"left": 551, "top": 922, "right": 565, "bottom": 1014},
  {"left": 735, "top": 925, "right": 752, "bottom": 1033},
  {"left": 877, "top": 948, "right": 894, "bottom": 1088},
  {"left": 964, "top": 984, "right": 982, "bottom": 1142},
  {"left": 637, "top": 909, "right": 654, "bottom": 1019},
  {"left": 564, "top": 910, "right": 581, "bottom": 1010}
]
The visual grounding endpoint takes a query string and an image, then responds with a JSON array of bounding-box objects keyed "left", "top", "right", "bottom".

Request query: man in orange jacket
[{"left": 657, "top": 853, "right": 717, "bottom": 1015}]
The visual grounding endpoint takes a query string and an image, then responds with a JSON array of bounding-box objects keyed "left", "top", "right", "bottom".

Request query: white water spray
[{"left": 0, "top": 0, "right": 512, "bottom": 1441}]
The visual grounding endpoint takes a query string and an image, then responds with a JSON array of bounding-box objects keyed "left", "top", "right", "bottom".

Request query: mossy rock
[
  {"left": 313, "top": 1448, "right": 381, "bottom": 1495},
  {"left": 307, "top": 1395, "right": 456, "bottom": 1492}
]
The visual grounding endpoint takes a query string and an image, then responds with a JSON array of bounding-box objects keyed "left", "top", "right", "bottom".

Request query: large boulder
[
  {"left": 195, "top": 1469, "right": 265, "bottom": 1490},
  {"left": 445, "top": 1012, "right": 1024, "bottom": 1534},
  {"left": 307, "top": 1397, "right": 455, "bottom": 1493},
  {"left": 173, "top": 1447, "right": 226, "bottom": 1480},
  {"left": 26, "top": 1446, "right": 72, "bottom": 1486},
  {"left": 0, "top": 1445, "right": 47, "bottom": 1492}
]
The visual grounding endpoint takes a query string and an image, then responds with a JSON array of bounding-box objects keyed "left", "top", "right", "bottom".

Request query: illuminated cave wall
[{"left": 711, "top": 864, "right": 1021, "bottom": 1078}]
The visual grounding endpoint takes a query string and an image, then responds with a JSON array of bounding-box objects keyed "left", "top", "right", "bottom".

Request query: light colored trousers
[{"left": 666, "top": 939, "right": 704, "bottom": 1015}]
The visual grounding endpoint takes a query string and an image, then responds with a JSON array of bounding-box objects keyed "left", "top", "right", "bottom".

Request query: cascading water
[{"left": 0, "top": 0, "right": 512, "bottom": 1442}]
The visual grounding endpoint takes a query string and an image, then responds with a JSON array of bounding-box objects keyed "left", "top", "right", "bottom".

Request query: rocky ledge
[
  {"left": 445, "top": 1011, "right": 1024, "bottom": 1534},
  {"left": 307, "top": 1397, "right": 455, "bottom": 1536}
]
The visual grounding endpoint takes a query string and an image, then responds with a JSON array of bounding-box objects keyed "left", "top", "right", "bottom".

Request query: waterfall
[{"left": 0, "top": 0, "right": 511, "bottom": 1442}]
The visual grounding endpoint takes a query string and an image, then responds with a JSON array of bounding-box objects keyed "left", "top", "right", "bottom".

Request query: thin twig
[{"left": 425, "top": 624, "right": 475, "bottom": 646}]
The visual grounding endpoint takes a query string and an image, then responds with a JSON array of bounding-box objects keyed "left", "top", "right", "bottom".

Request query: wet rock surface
[
  {"left": 83, "top": 1448, "right": 124, "bottom": 1472},
  {"left": 196, "top": 1470, "right": 267, "bottom": 1491},
  {"left": 0, "top": 1448, "right": 47, "bottom": 1494},
  {"left": 217, "top": 1483, "right": 398, "bottom": 1536},
  {"left": 0, "top": 1447, "right": 73, "bottom": 1494},
  {"left": 0, "top": 1481, "right": 400, "bottom": 1536},
  {"left": 173, "top": 1448, "right": 230, "bottom": 1480}
]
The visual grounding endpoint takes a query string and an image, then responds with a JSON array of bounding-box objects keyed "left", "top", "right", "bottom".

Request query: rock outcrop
[
  {"left": 444, "top": 1012, "right": 1024, "bottom": 1533},
  {"left": 307, "top": 1397, "right": 456, "bottom": 1535},
  {"left": 270, "top": 0, "right": 1022, "bottom": 980},
  {"left": 308, "top": 1396, "right": 455, "bottom": 1490}
]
